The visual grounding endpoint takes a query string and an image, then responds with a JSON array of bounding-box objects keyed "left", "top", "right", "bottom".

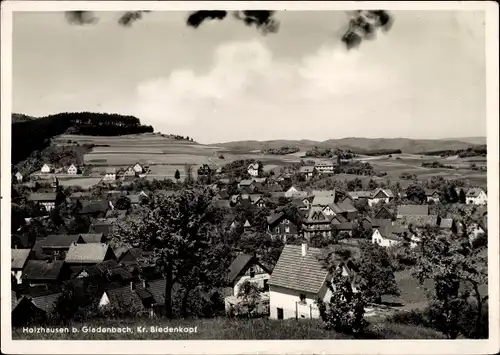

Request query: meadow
[{"left": 12, "top": 317, "right": 445, "bottom": 340}]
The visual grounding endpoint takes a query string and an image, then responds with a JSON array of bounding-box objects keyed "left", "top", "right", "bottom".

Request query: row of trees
[{"left": 12, "top": 112, "right": 154, "bottom": 164}]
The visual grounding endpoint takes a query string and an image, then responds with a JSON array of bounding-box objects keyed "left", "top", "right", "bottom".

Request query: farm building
[
  {"left": 348, "top": 189, "right": 394, "bottom": 207},
  {"left": 374, "top": 206, "right": 394, "bottom": 220},
  {"left": 79, "top": 233, "right": 106, "bottom": 244},
  {"left": 268, "top": 244, "right": 358, "bottom": 320}
]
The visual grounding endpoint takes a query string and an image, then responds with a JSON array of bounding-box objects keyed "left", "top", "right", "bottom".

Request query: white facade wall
[
  {"left": 233, "top": 273, "right": 270, "bottom": 297},
  {"left": 368, "top": 197, "right": 390, "bottom": 207},
  {"left": 467, "top": 191, "right": 487, "bottom": 205},
  {"left": 41, "top": 164, "right": 51, "bottom": 173},
  {"left": 371, "top": 229, "right": 400, "bottom": 248},
  {"left": 248, "top": 168, "right": 259, "bottom": 177},
  {"left": 269, "top": 285, "right": 325, "bottom": 320},
  {"left": 103, "top": 173, "right": 116, "bottom": 181},
  {"left": 99, "top": 292, "right": 110, "bottom": 307},
  {"left": 12, "top": 270, "right": 23, "bottom": 284},
  {"left": 41, "top": 202, "right": 56, "bottom": 212}
]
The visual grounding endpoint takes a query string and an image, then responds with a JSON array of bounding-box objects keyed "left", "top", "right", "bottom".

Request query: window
[
  {"left": 263, "top": 279, "right": 269, "bottom": 292},
  {"left": 285, "top": 226, "right": 290, "bottom": 233},
  {"left": 299, "top": 294, "right": 307, "bottom": 304},
  {"left": 249, "top": 267, "right": 255, "bottom": 278},
  {"left": 277, "top": 308, "right": 284, "bottom": 320}
]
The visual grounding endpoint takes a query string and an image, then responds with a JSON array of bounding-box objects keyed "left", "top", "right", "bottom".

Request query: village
[{"left": 11, "top": 152, "right": 489, "bottom": 334}]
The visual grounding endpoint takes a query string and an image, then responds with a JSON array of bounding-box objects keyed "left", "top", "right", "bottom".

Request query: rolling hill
[{"left": 212, "top": 137, "right": 486, "bottom": 154}]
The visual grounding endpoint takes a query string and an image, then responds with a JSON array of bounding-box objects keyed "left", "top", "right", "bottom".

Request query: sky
[{"left": 12, "top": 10, "right": 486, "bottom": 144}]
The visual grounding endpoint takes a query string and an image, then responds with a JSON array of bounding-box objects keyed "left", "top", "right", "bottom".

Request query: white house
[
  {"left": 268, "top": 244, "right": 356, "bottom": 320},
  {"left": 14, "top": 172, "right": 23, "bottom": 183},
  {"left": 103, "top": 167, "right": 117, "bottom": 181},
  {"left": 67, "top": 164, "right": 79, "bottom": 175},
  {"left": 425, "top": 189, "right": 441, "bottom": 204},
  {"left": 133, "top": 163, "right": 144, "bottom": 174},
  {"left": 371, "top": 225, "right": 418, "bottom": 248},
  {"left": 40, "top": 164, "right": 53, "bottom": 174},
  {"left": 465, "top": 188, "right": 487, "bottom": 205},
  {"left": 247, "top": 163, "right": 260, "bottom": 177},
  {"left": 298, "top": 166, "right": 315, "bottom": 179}
]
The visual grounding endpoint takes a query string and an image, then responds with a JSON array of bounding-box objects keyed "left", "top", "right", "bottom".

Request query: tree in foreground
[
  {"left": 112, "top": 187, "right": 231, "bottom": 318},
  {"left": 65, "top": 10, "right": 393, "bottom": 50},
  {"left": 413, "top": 221, "right": 488, "bottom": 339},
  {"left": 316, "top": 272, "right": 368, "bottom": 336},
  {"left": 234, "top": 280, "right": 263, "bottom": 318},
  {"left": 357, "top": 241, "right": 399, "bottom": 304}
]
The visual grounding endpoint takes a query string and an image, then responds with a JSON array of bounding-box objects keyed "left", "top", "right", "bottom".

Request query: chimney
[
  {"left": 130, "top": 281, "right": 135, "bottom": 291},
  {"left": 301, "top": 243, "right": 308, "bottom": 257}
]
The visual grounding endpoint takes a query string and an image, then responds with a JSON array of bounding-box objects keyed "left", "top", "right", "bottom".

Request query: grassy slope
[{"left": 13, "top": 317, "right": 445, "bottom": 340}]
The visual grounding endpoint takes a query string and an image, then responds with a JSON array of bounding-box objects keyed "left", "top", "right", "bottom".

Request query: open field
[
  {"left": 50, "top": 134, "right": 486, "bottom": 188},
  {"left": 58, "top": 177, "right": 102, "bottom": 188},
  {"left": 12, "top": 317, "right": 445, "bottom": 340}
]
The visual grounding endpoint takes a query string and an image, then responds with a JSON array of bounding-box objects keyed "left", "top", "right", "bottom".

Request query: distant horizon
[{"left": 12, "top": 110, "right": 487, "bottom": 146}]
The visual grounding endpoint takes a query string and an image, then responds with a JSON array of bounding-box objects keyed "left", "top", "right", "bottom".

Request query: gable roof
[
  {"left": 466, "top": 187, "right": 485, "bottom": 197},
  {"left": 299, "top": 166, "right": 315, "bottom": 173},
  {"left": 79, "top": 233, "right": 105, "bottom": 244},
  {"left": 311, "top": 191, "right": 336, "bottom": 206},
  {"left": 374, "top": 206, "right": 394, "bottom": 218},
  {"left": 397, "top": 205, "right": 429, "bottom": 216},
  {"left": 377, "top": 225, "right": 410, "bottom": 241},
  {"left": 80, "top": 200, "right": 109, "bottom": 214},
  {"left": 22, "top": 260, "right": 66, "bottom": 281},
  {"left": 31, "top": 292, "right": 62, "bottom": 313},
  {"left": 268, "top": 245, "right": 328, "bottom": 294},
  {"left": 42, "top": 234, "right": 83, "bottom": 249},
  {"left": 267, "top": 212, "right": 285, "bottom": 226},
  {"left": 11, "top": 249, "right": 31, "bottom": 269},
  {"left": 247, "top": 163, "right": 259, "bottom": 170},
  {"left": 27, "top": 193, "right": 57, "bottom": 202},
  {"left": 239, "top": 179, "right": 254, "bottom": 186},
  {"left": 439, "top": 218, "right": 454, "bottom": 229},
  {"left": 395, "top": 215, "right": 439, "bottom": 228},
  {"left": 424, "top": 189, "right": 441, "bottom": 196},
  {"left": 371, "top": 188, "right": 394, "bottom": 198},
  {"left": 227, "top": 254, "right": 269, "bottom": 283},
  {"left": 65, "top": 243, "right": 112, "bottom": 264}
]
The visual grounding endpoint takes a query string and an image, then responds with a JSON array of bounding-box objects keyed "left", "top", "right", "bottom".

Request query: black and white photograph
[{"left": 1, "top": 1, "right": 499, "bottom": 354}]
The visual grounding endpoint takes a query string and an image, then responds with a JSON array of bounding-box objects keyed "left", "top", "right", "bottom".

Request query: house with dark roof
[
  {"left": 224, "top": 254, "right": 271, "bottom": 315},
  {"left": 225, "top": 254, "right": 271, "bottom": 297},
  {"left": 89, "top": 218, "right": 117, "bottom": 237},
  {"left": 285, "top": 186, "right": 308, "bottom": 199},
  {"left": 79, "top": 200, "right": 111, "bottom": 218},
  {"left": 439, "top": 218, "right": 457, "bottom": 232},
  {"left": 368, "top": 188, "right": 395, "bottom": 206},
  {"left": 267, "top": 212, "right": 298, "bottom": 241},
  {"left": 118, "top": 247, "right": 155, "bottom": 270},
  {"left": 41, "top": 234, "right": 85, "bottom": 259},
  {"left": 268, "top": 244, "right": 356, "bottom": 320},
  {"left": 374, "top": 206, "right": 394, "bottom": 220},
  {"left": 22, "top": 260, "right": 72, "bottom": 287},
  {"left": 65, "top": 243, "right": 116, "bottom": 265},
  {"left": 98, "top": 278, "right": 169, "bottom": 318},
  {"left": 12, "top": 249, "right": 32, "bottom": 284},
  {"left": 11, "top": 291, "right": 47, "bottom": 326},
  {"left": 27, "top": 192, "right": 60, "bottom": 212},
  {"left": 396, "top": 205, "right": 429, "bottom": 218}
]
